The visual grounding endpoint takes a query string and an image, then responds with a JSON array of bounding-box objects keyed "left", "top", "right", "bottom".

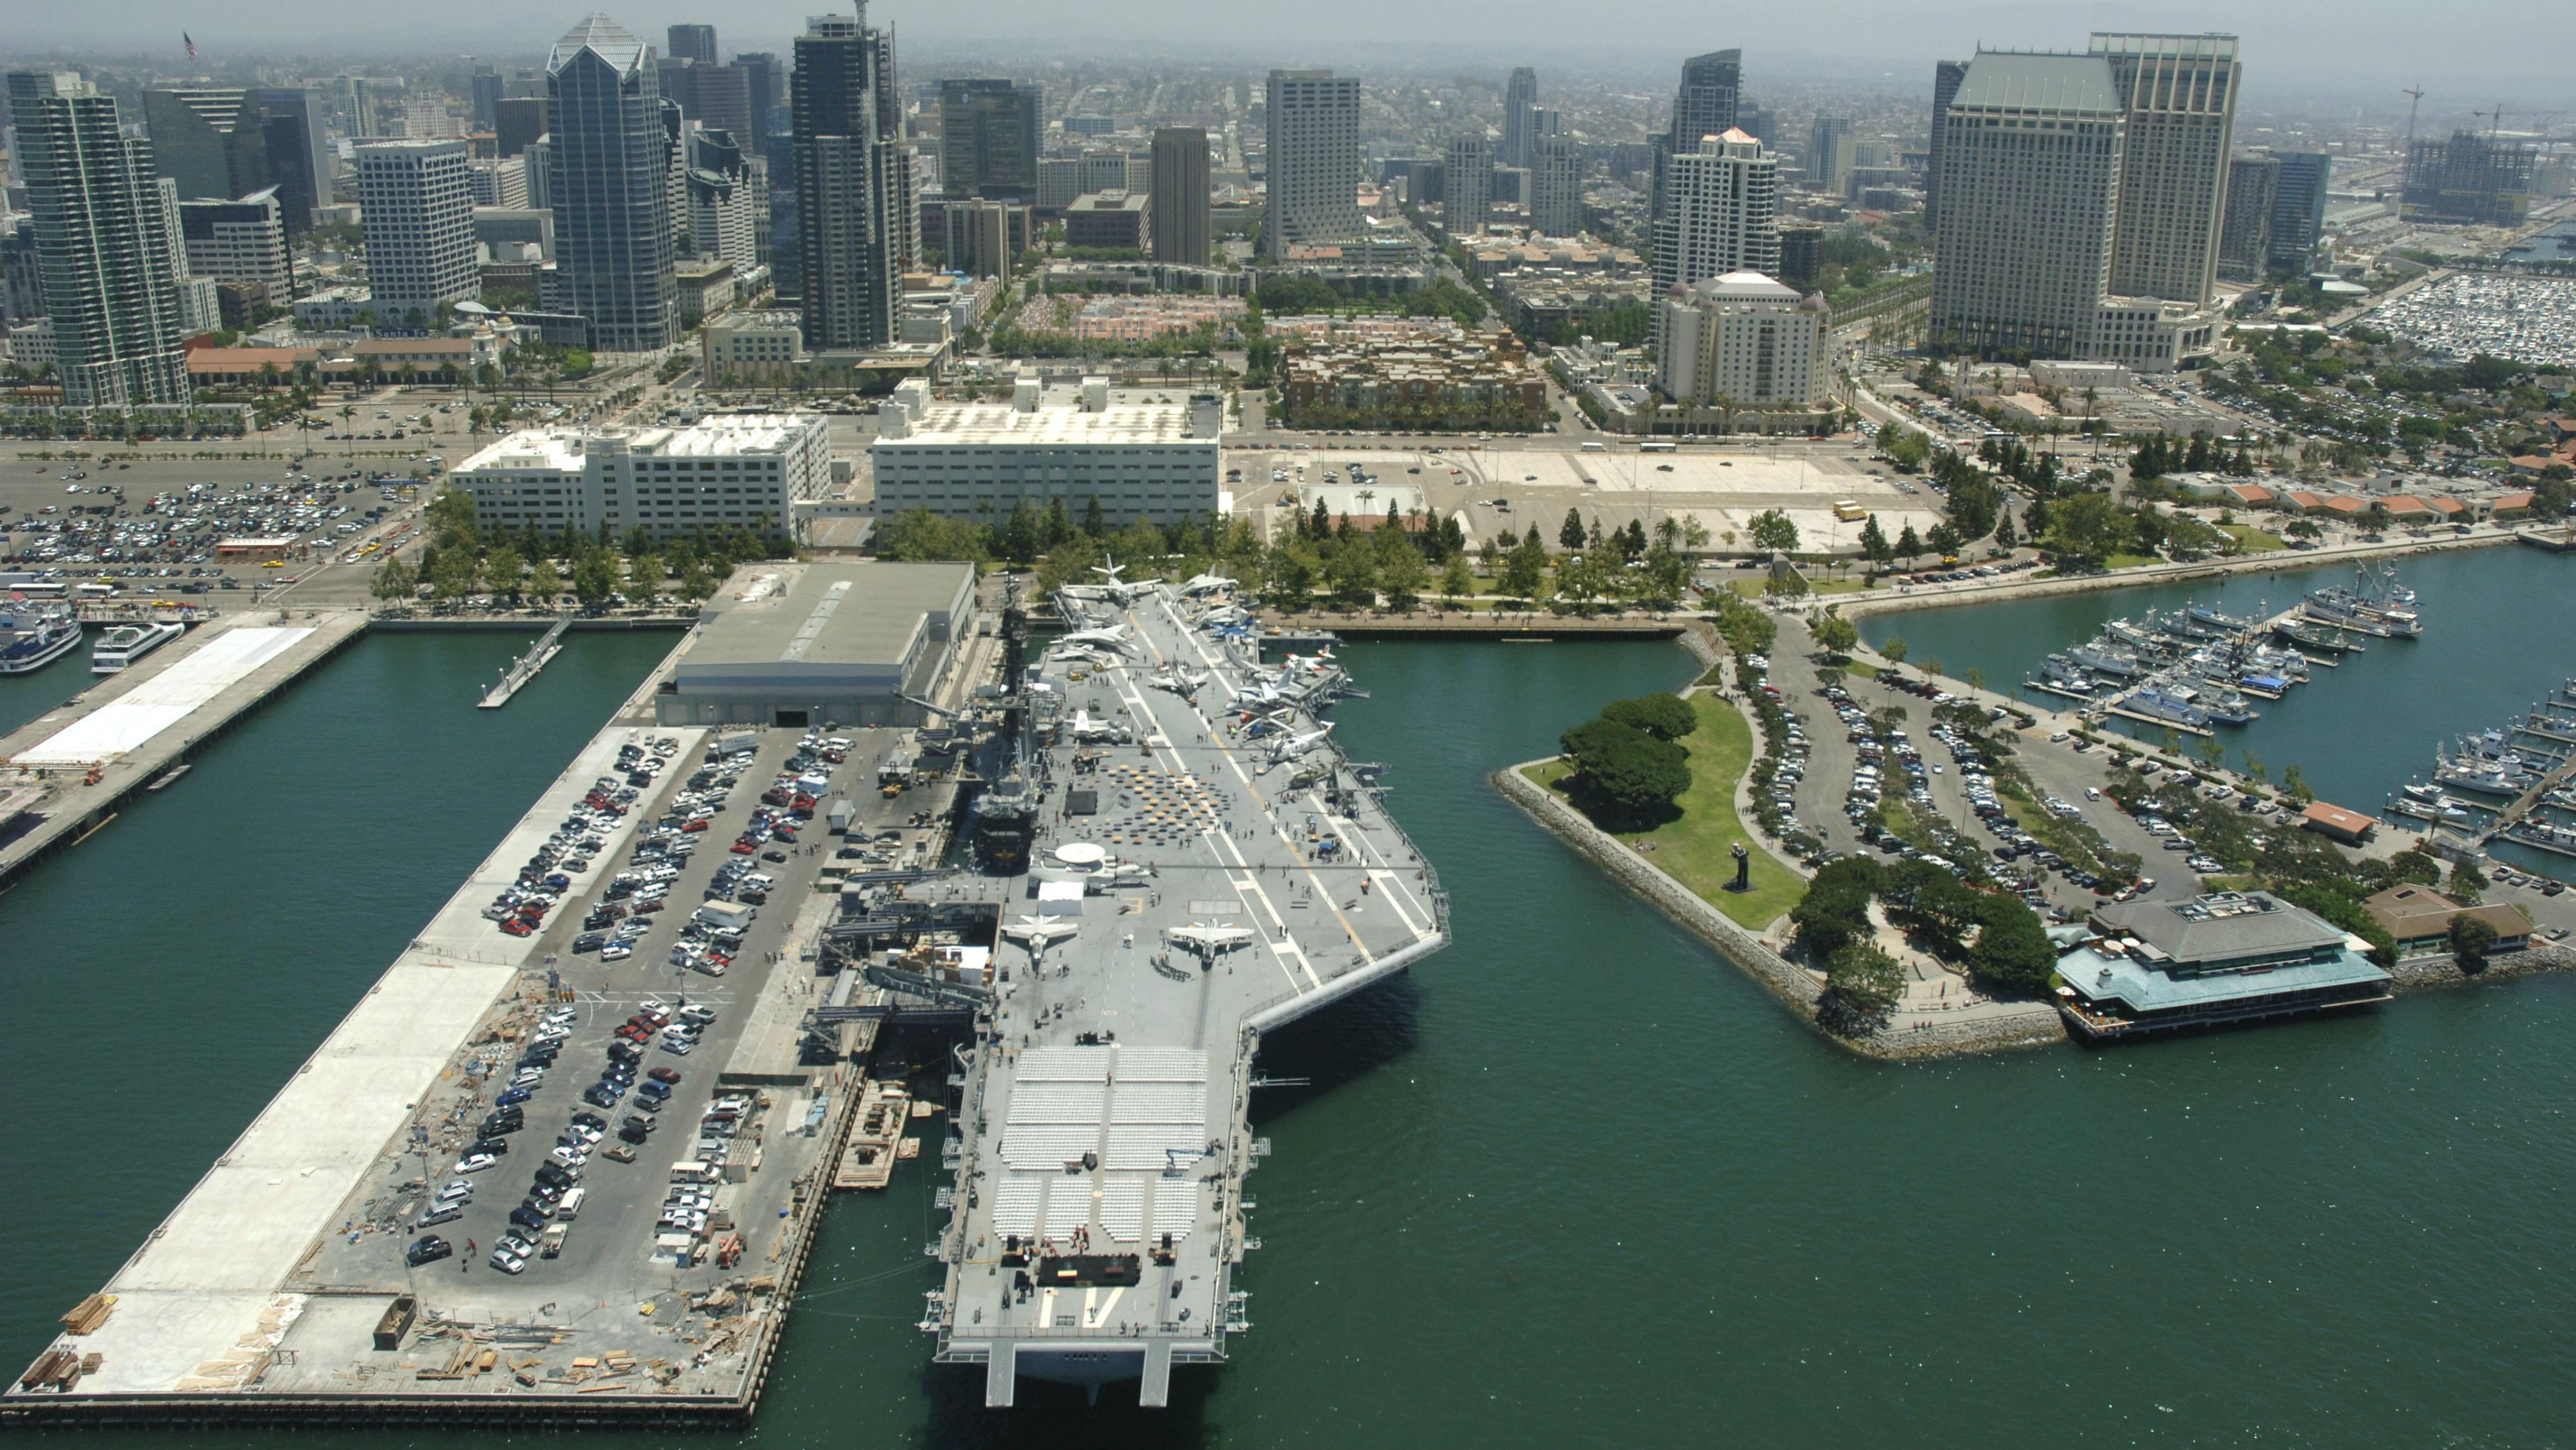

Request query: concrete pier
[{"left": 0, "top": 610, "right": 370, "bottom": 888}]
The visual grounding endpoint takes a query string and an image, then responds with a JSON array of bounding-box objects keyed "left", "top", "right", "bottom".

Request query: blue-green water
[
  {"left": 5, "top": 631, "right": 2574, "bottom": 1448},
  {"left": 0, "top": 626, "right": 93, "bottom": 739}
]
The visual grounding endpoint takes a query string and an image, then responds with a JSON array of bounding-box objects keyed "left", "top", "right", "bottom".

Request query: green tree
[
  {"left": 482, "top": 542, "right": 524, "bottom": 601},
  {"left": 628, "top": 553, "right": 664, "bottom": 599},
  {"left": 2046, "top": 492, "right": 2126, "bottom": 563},
  {"left": 1893, "top": 523, "right": 1924, "bottom": 564},
  {"left": 527, "top": 558, "right": 563, "bottom": 607},
  {"left": 1558, "top": 507, "right": 1588, "bottom": 552},
  {"left": 572, "top": 552, "right": 619, "bottom": 608},
  {"left": 1965, "top": 897, "right": 2056, "bottom": 991},
  {"left": 1325, "top": 546, "right": 1379, "bottom": 610},
  {"left": 1600, "top": 694, "right": 1698, "bottom": 742},
  {"left": 1748, "top": 508, "right": 1800, "bottom": 553},
  {"left": 2281, "top": 763, "right": 2314, "bottom": 804},
  {"left": 368, "top": 558, "right": 418, "bottom": 602},
  {"left": 1439, "top": 551, "right": 1476, "bottom": 607},
  {"left": 2447, "top": 913, "right": 2500, "bottom": 970},
  {"left": 1993, "top": 508, "right": 2018, "bottom": 550},
  {"left": 430, "top": 546, "right": 480, "bottom": 600},
  {"left": 1499, "top": 534, "right": 1551, "bottom": 601},
  {"left": 1879, "top": 635, "right": 1909, "bottom": 666},
  {"left": 2449, "top": 861, "right": 2487, "bottom": 906},
  {"left": 1825, "top": 941, "right": 1906, "bottom": 1017},
  {"left": 1857, "top": 514, "right": 1891, "bottom": 566},
  {"left": 1812, "top": 613, "right": 1860, "bottom": 656},
  {"left": 1559, "top": 717, "right": 1692, "bottom": 826},
  {"left": 1377, "top": 538, "right": 1429, "bottom": 611}
]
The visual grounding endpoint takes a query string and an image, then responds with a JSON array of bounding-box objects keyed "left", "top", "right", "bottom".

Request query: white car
[
  {"left": 601, "top": 943, "right": 633, "bottom": 962},
  {"left": 454, "top": 1152, "right": 498, "bottom": 1174},
  {"left": 488, "top": 1248, "right": 528, "bottom": 1275}
]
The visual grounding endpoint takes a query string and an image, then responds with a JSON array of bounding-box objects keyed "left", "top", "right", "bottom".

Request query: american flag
[{"left": 183, "top": 32, "right": 196, "bottom": 60}]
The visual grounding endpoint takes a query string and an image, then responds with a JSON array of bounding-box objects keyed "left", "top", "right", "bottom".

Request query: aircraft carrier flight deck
[{"left": 870, "top": 568, "right": 1450, "bottom": 1408}]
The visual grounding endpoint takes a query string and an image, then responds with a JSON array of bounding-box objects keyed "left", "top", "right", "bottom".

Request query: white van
[
  {"left": 670, "top": 1160, "right": 717, "bottom": 1184},
  {"left": 554, "top": 1186, "right": 587, "bottom": 1220}
]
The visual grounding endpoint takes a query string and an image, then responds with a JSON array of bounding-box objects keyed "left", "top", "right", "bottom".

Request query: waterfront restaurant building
[
  {"left": 656, "top": 561, "right": 976, "bottom": 729},
  {"left": 2054, "top": 890, "right": 2393, "bottom": 1040}
]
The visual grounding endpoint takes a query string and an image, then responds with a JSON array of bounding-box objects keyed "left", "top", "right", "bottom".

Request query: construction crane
[
  {"left": 2477, "top": 104, "right": 2508, "bottom": 138},
  {"left": 2402, "top": 85, "right": 2427, "bottom": 151}
]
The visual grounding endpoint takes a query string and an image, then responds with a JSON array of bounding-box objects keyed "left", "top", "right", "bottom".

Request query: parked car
[{"left": 406, "top": 1235, "right": 453, "bottom": 1267}]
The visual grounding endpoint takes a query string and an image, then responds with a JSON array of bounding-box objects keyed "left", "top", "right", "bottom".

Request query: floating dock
[{"left": 480, "top": 616, "right": 570, "bottom": 709}]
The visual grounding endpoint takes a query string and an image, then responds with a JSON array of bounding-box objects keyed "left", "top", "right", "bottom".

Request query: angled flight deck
[{"left": 917, "top": 571, "right": 1448, "bottom": 1407}]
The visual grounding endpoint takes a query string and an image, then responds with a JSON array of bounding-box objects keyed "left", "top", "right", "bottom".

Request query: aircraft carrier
[{"left": 848, "top": 568, "right": 1448, "bottom": 1408}]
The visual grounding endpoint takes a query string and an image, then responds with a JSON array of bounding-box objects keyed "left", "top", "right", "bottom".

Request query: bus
[
  {"left": 1832, "top": 501, "right": 1869, "bottom": 522},
  {"left": 1578, "top": 441, "right": 1606, "bottom": 452},
  {"left": 1638, "top": 441, "right": 1678, "bottom": 454}
]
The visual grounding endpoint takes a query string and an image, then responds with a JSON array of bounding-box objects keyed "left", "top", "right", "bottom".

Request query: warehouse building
[
  {"left": 658, "top": 561, "right": 977, "bottom": 727},
  {"left": 2055, "top": 890, "right": 2391, "bottom": 1041},
  {"left": 448, "top": 413, "right": 831, "bottom": 541},
  {"left": 871, "top": 389, "right": 1223, "bottom": 525}
]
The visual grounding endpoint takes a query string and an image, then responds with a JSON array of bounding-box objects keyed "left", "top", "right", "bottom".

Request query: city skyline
[{"left": 4, "top": 3, "right": 2571, "bottom": 97}]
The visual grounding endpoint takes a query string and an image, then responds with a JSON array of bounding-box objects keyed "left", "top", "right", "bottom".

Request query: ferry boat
[
  {"left": 2118, "top": 681, "right": 2212, "bottom": 730},
  {"left": 0, "top": 601, "right": 80, "bottom": 674},
  {"left": 2187, "top": 603, "right": 2253, "bottom": 633},
  {"left": 2102, "top": 617, "right": 2160, "bottom": 652},
  {"left": 2197, "top": 686, "right": 2259, "bottom": 726},
  {"left": 91, "top": 620, "right": 183, "bottom": 674}
]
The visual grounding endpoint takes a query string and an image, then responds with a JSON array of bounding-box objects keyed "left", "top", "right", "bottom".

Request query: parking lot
[
  {"left": 0, "top": 454, "right": 428, "bottom": 607},
  {"left": 291, "top": 722, "right": 913, "bottom": 1320}
]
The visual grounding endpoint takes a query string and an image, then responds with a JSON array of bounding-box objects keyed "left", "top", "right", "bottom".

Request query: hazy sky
[{"left": 10, "top": 0, "right": 2571, "bottom": 98}]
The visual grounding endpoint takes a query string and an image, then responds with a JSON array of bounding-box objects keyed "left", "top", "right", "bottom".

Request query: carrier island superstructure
[{"left": 862, "top": 570, "right": 1449, "bottom": 1407}]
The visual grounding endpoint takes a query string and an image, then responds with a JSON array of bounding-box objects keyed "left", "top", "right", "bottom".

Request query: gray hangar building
[{"left": 657, "top": 562, "right": 978, "bottom": 728}]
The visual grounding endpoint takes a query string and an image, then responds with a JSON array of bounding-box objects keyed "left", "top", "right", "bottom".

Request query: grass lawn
[
  {"left": 2219, "top": 525, "right": 2287, "bottom": 552},
  {"left": 1523, "top": 694, "right": 1805, "bottom": 927},
  {"left": 1842, "top": 661, "right": 1880, "bottom": 679},
  {"left": 2104, "top": 552, "right": 2161, "bottom": 570}
]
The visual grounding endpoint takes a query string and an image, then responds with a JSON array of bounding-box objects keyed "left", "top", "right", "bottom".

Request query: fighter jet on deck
[{"left": 1165, "top": 921, "right": 1257, "bottom": 964}]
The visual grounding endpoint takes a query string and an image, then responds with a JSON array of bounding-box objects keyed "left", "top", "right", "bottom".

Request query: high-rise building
[
  {"left": 938, "top": 80, "right": 1041, "bottom": 200},
  {"left": 1502, "top": 67, "right": 1538, "bottom": 169},
  {"left": 493, "top": 97, "right": 548, "bottom": 158},
  {"left": 2269, "top": 151, "right": 2330, "bottom": 272},
  {"left": 357, "top": 138, "right": 478, "bottom": 325},
  {"left": 792, "top": 6, "right": 903, "bottom": 348},
  {"left": 1150, "top": 127, "right": 1210, "bottom": 265},
  {"left": 1652, "top": 130, "right": 1778, "bottom": 361},
  {"left": 1657, "top": 272, "right": 1826, "bottom": 410},
  {"left": 1776, "top": 222, "right": 1823, "bottom": 291},
  {"left": 1806, "top": 117, "right": 1853, "bottom": 195},
  {"left": 1528, "top": 131, "right": 1583, "bottom": 236},
  {"left": 1444, "top": 131, "right": 1494, "bottom": 235},
  {"left": 1929, "top": 51, "right": 2124, "bottom": 358},
  {"left": 154, "top": 178, "right": 222, "bottom": 337},
  {"left": 686, "top": 129, "right": 766, "bottom": 270},
  {"left": 1925, "top": 59, "right": 1968, "bottom": 227},
  {"left": 1263, "top": 69, "right": 1362, "bottom": 258},
  {"left": 2402, "top": 131, "right": 2533, "bottom": 226},
  {"left": 6, "top": 72, "right": 191, "bottom": 406},
  {"left": 179, "top": 189, "right": 290, "bottom": 291},
  {"left": 1651, "top": 50, "right": 1741, "bottom": 225},
  {"left": 471, "top": 67, "right": 505, "bottom": 131},
  {"left": 142, "top": 87, "right": 325, "bottom": 230},
  {"left": 546, "top": 14, "right": 679, "bottom": 352},
  {"left": 2218, "top": 152, "right": 2277, "bottom": 282},
  {"left": 680, "top": 64, "right": 754, "bottom": 144},
  {"left": 666, "top": 24, "right": 719, "bottom": 64},
  {"left": 2091, "top": 32, "right": 2238, "bottom": 306},
  {"left": 937, "top": 199, "right": 1027, "bottom": 278},
  {"left": 733, "top": 52, "right": 780, "bottom": 148}
]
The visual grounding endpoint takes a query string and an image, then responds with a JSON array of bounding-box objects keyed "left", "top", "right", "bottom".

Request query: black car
[
  {"left": 508, "top": 1205, "right": 550, "bottom": 1233},
  {"left": 468, "top": 1136, "right": 509, "bottom": 1157},
  {"left": 570, "top": 1110, "right": 608, "bottom": 1131},
  {"left": 405, "top": 1235, "right": 453, "bottom": 1267},
  {"left": 533, "top": 1163, "right": 576, "bottom": 1190},
  {"left": 572, "top": 933, "right": 605, "bottom": 954},
  {"left": 582, "top": 1084, "right": 621, "bottom": 1109},
  {"left": 478, "top": 1115, "right": 523, "bottom": 1138},
  {"left": 619, "top": 1114, "right": 656, "bottom": 1138}
]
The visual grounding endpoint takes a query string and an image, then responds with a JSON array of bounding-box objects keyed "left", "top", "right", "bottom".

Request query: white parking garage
[{"left": 656, "top": 562, "right": 976, "bottom": 729}]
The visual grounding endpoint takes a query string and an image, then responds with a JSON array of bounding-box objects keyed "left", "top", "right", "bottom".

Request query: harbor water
[
  {"left": 4, "top": 630, "right": 2574, "bottom": 1447},
  {"left": 1857, "top": 546, "right": 2576, "bottom": 876}
]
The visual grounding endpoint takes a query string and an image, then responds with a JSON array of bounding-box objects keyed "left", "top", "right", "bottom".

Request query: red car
[
  {"left": 729, "top": 841, "right": 758, "bottom": 854},
  {"left": 633, "top": 900, "right": 665, "bottom": 915},
  {"left": 682, "top": 817, "right": 710, "bottom": 833},
  {"left": 646, "top": 1067, "right": 684, "bottom": 1084},
  {"left": 499, "top": 918, "right": 535, "bottom": 937}
]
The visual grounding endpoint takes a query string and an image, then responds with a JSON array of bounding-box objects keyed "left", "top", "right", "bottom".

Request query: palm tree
[{"left": 339, "top": 404, "right": 357, "bottom": 456}]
